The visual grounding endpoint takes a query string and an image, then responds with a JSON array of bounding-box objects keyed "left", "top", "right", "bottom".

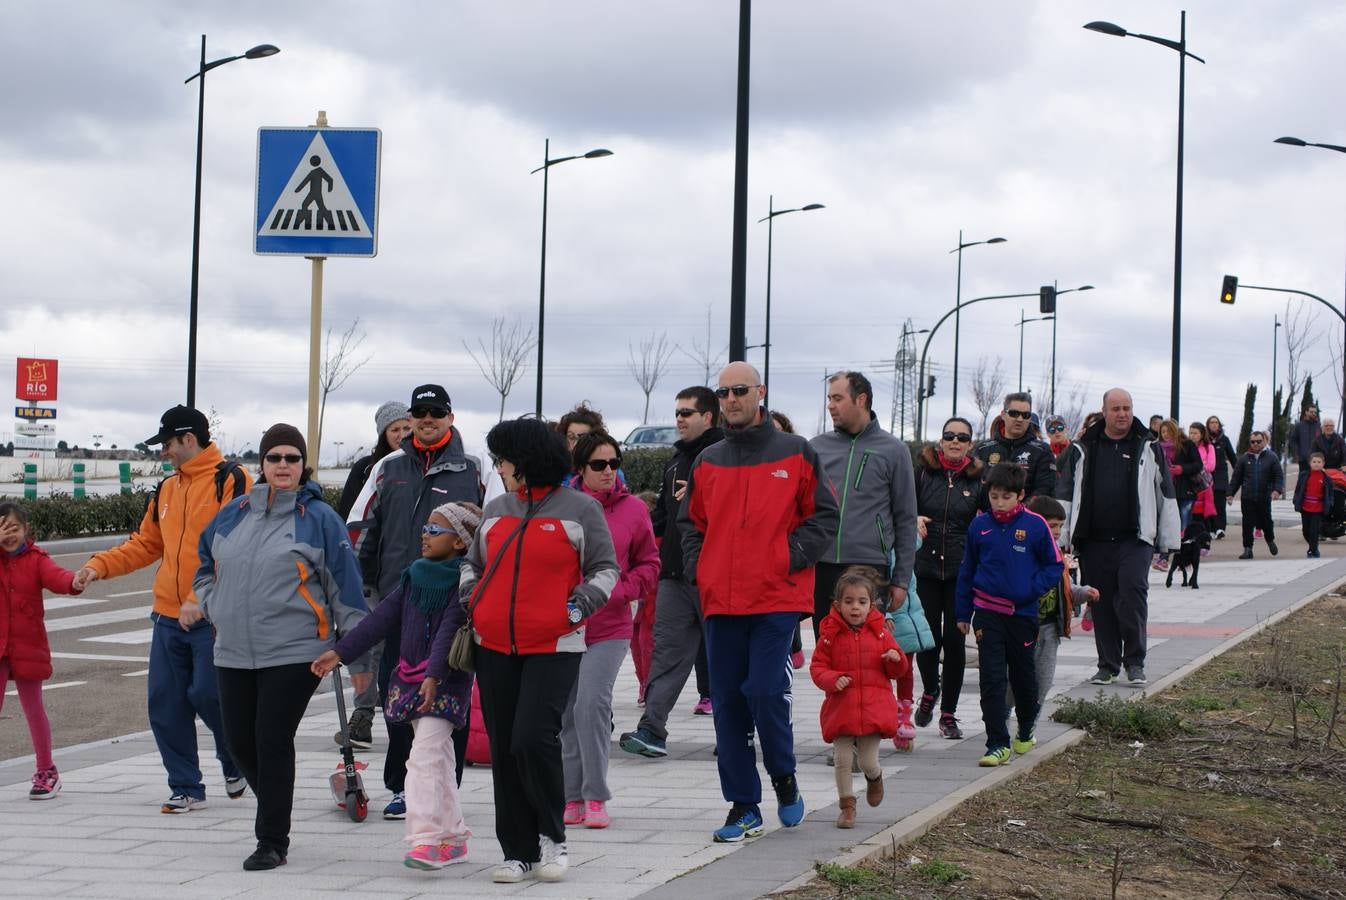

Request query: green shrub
[
  {"left": 1051, "top": 692, "right": 1184, "bottom": 741},
  {"left": 913, "top": 857, "right": 969, "bottom": 885},
  {"left": 622, "top": 447, "right": 675, "bottom": 495},
  {"left": 814, "top": 861, "right": 883, "bottom": 889},
  {"left": 19, "top": 490, "right": 156, "bottom": 541}
]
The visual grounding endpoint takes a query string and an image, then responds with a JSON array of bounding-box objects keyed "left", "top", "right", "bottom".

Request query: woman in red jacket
[
  {"left": 0, "top": 502, "right": 82, "bottom": 799},
  {"left": 810, "top": 566, "right": 909, "bottom": 828}
]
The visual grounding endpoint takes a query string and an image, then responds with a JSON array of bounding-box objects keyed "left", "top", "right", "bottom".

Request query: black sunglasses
[
  {"left": 409, "top": 406, "right": 449, "bottom": 419},
  {"left": 264, "top": 453, "right": 303, "bottom": 464},
  {"left": 715, "top": 384, "right": 757, "bottom": 399},
  {"left": 1047, "top": 424, "right": 1066, "bottom": 433},
  {"left": 1004, "top": 409, "right": 1033, "bottom": 420},
  {"left": 585, "top": 458, "right": 622, "bottom": 472},
  {"left": 941, "top": 431, "right": 973, "bottom": 443},
  {"left": 674, "top": 407, "right": 702, "bottom": 418}
]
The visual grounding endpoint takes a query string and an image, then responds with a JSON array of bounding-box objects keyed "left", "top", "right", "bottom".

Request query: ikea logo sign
[{"left": 15, "top": 406, "right": 56, "bottom": 420}]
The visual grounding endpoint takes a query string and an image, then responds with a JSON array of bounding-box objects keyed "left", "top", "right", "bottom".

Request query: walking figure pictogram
[{"left": 295, "top": 155, "right": 335, "bottom": 230}]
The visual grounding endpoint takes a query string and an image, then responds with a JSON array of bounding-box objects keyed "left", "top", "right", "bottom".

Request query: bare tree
[
  {"left": 677, "top": 305, "right": 725, "bottom": 384},
  {"left": 317, "top": 319, "right": 372, "bottom": 456},
  {"left": 464, "top": 317, "right": 538, "bottom": 421},
  {"left": 1058, "top": 380, "right": 1092, "bottom": 437},
  {"left": 1282, "top": 298, "right": 1319, "bottom": 418},
  {"left": 629, "top": 332, "right": 677, "bottom": 423},
  {"left": 970, "top": 356, "right": 1008, "bottom": 438}
]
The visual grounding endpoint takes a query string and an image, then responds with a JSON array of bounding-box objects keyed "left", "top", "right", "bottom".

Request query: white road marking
[
  {"left": 51, "top": 652, "right": 148, "bottom": 663},
  {"left": 120, "top": 669, "right": 149, "bottom": 678},
  {"left": 45, "top": 608, "right": 147, "bottom": 632},
  {"left": 80, "top": 628, "right": 154, "bottom": 644},
  {"left": 43, "top": 596, "right": 106, "bottom": 611},
  {"left": 107, "top": 589, "right": 153, "bottom": 598},
  {"left": 6, "top": 680, "right": 86, "bottom": 696}
]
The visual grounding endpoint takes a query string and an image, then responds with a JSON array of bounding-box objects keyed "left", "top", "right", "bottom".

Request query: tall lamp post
[
  {"left": 1273, "top": 315, "right": 1282, "bottom": 430},
  {"left": 1085, "top": 14, "right": 1204, "bottom": 421},
  {"left": 1274, "top": 135, "right": 1346, "bottom": 425},
  {"left": 950, "top": 232, "right": 1007, "bottom": 417},
  {"left": 1047, "top": 283, "right": 1094, "bottom": 413},
  {"left": 532, "top": 139, "right": 613, "bottom": 417},
  {"left": 183, "top": 36, "right": 279, "bottom": 409},
  {"left": 1015, "top": 311, "right": 1054, "bottom": 392},
  {"left": 746, "top": 196, "right": 823, "bottom": 390}
]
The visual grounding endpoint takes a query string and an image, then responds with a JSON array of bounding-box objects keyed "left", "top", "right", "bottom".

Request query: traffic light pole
[{"left": 916, "top": 291, "right": 1039, "bottom": 441}]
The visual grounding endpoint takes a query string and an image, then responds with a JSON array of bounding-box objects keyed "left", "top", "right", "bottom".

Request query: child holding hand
[
  {"left": 0, "top": 501, "right": 83, "bottom": 799},
  {"left": 810, "top": 566, "right": 910, "bottom": 829},
  {"left": 312, "top": 501, "right": 481, "bottom": 871}
]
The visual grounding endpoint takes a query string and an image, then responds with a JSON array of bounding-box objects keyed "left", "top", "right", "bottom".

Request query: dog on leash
[{"left": 1166, "top": 519, "right": 1211, "bottom": 589}]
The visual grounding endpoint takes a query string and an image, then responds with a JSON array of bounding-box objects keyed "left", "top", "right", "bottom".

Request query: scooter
[{"left": 327, "top": 667, "right": 369, "bottom": 822}]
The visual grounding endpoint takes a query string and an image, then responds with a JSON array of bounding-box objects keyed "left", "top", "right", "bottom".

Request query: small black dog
[{"left": 1166, "top": 519, "right": 1211, "bottom": 589}]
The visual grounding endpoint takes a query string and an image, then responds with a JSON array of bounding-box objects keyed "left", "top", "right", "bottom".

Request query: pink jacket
[{"left": 578, "top": 482, "right": 660, "bottom": 644}]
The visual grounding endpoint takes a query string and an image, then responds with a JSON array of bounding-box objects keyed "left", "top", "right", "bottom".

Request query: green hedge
[
  {"left": 16, "top": 490, "right": 156, "bottom": 541},
  {"left": 621, "top": 447, "right": 675, "bottom": 495}
]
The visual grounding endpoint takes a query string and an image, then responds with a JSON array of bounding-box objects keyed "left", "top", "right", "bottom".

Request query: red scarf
[
  {"left": 938, "top": 450, "right": 971, "bottom": 473},
  {"left": 991, "top": 503, "right": 1023, "bottom": 524}
]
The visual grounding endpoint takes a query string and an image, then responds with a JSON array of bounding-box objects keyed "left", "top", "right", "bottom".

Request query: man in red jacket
[{"left": 679, "top": 362, "right": 839, "bottom": 843}]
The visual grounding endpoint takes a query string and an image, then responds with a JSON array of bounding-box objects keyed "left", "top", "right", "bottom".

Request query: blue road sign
[{"left": 255, "top": 127, "right": 380, "bottom": 257}]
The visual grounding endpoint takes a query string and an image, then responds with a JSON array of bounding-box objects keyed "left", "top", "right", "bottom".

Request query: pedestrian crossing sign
[{"left": 255, "top": 127, "right": 380, "bottom": 257}]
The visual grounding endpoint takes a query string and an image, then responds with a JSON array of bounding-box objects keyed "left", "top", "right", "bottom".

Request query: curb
[
  {"left": 40, "top": 534, "right": 131, "bottom": 556},
  {"left": 773, "top": 569, "right": 1346, "bottom": 895}
]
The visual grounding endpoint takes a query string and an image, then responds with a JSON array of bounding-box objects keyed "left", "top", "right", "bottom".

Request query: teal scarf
[{"left": 403, "top": 556, "right": 463, "bottom": 616}]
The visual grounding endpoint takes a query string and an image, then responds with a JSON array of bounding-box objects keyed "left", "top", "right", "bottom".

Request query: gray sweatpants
[
  {"left": 561, "top": 638, "right": 629, "bottom": 803},
  {"left": 637, "top": 579, "right": 706, "bottom": 741}
]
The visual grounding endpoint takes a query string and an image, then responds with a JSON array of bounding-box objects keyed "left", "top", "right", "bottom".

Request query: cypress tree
[{"left": 1237, "top": 383, "right": 1256, "bottom": 453}]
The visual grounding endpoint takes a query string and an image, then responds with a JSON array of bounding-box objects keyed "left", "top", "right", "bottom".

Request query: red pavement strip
[{"left": 1147, "top": 623, "right": 1245, "bottom": 637}]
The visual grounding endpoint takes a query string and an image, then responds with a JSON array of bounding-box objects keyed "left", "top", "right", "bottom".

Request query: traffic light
[
  {"left": 1039, "top": 285, "right": 1056, "bottom": 314},
  {"left": 1220, "top": 274, "right": 1238, "bottom": 304},
  {"left": 925, "top": 374, "right": 936, "bottom": 398}
]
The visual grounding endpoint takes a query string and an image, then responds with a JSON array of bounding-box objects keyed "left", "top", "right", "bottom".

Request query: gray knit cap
[
  {"left": 375, "top": 401, "right": 410, "bottom": 437},
  {"left": 432, "top": 502, "right": 483, "bottom": 543}
]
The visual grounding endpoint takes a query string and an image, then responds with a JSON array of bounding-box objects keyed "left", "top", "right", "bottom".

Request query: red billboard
[{"left": 16, "top": 358, "right": 58, "bottom": 402}]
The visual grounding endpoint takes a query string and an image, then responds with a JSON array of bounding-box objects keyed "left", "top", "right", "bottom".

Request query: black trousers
[
  {"left": 1211, "top": 489, "right": 1228, "bottom": 532},
  {"left": 216, "top": 663, "right": 319, "bottom": 854},
  {"left": 1079, "top": 539, "right": 1151, "bottom": 675},
  {"left": 915, "top": 576, "right": 966, "bottom": 715},
  {"left": 1241, "top": 498, "right": 1276, "bottom": 549},
  {"left": 475, "top": 647, "right": 581, "bottom": 863},
  {"left": 1302, "top": 511, "right": 1322, "bottom": 554},
  {"left": 811, "top": 562, "right": 852, "bottom": 639},
  {"left": 971, "top": 610, "right": 1038, "bottom": 751}
]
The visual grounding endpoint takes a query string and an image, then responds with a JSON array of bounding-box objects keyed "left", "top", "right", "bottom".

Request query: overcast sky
[{"left": 4, "top": 0, "right": 1346, "bottom": 461}]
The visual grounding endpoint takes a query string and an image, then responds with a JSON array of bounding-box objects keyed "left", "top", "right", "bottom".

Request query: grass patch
[
  {"left": 1050, "top": 691, "right": 1184, "bottom": 740},
  {"left": 813, "top": 861, "right": 882, "bottom": 889},
  {"left": 911, "top": 857, "right": 969, "bottom": 885}
]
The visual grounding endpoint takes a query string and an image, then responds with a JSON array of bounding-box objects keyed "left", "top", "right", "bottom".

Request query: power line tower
[{"left": 889, "top": 318, "right": 920, "bottom": 439}]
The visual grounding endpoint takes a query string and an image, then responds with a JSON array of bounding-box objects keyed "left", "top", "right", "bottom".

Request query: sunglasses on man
[
  {"left": 1003, "top": 409, "right": 1033, "bottom": 420},
  {"left": 674, "top": 407, "right": 703, "bottom": 418},
  {"left": 714, "top": 384, "right": 757, "bottom": 399},
  {"left": 264, "top": 453, "right": 303, "bottom": 464},
  {"left": 410, "top": 406, "right": 450, "bottom": 419},
  {"left": 584, "top": 458, "right": 622, "bottom": 472}
]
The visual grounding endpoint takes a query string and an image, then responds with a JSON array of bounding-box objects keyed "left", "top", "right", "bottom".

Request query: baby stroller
[{"left": 1322, "top": 469, "right": 1346, "bottom": 540}]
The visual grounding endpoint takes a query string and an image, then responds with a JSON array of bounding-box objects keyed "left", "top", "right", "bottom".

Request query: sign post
[{"left": 255, "top": 114, "right": 381, "bottom": 467}]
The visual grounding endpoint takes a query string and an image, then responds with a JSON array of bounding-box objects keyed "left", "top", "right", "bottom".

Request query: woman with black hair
[{"left": 463, "top": 417, "right": 620, "bottom": 885}]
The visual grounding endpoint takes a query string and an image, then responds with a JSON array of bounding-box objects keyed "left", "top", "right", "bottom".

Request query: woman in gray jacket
[{"left": 196, "top": 424, "right": 368, "bottom": 871}]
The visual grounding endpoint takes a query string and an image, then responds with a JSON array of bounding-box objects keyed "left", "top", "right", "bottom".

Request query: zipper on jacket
[
  {"left": 939, "top": 471, "right": 954, "bottom": 581},
  {"left": 835, "top": 436, "right": 858, "bottom": 562},
  {"left": 507, "top": 513, "right": 528, "bottom": 655},
  {"left": 852, "top": 450, "right": 872, "bottom": 489}
]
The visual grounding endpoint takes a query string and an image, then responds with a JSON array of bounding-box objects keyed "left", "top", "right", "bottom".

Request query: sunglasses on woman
[
  {"left": 1047, "top": 424, "right": 1065, "bottom": 434},
  {"left": 585, "top": 458, "right": 622, "bottom": 472},
  {"left": 941, "top": 431, "right": 973, "bottom": 443},
  {"left": 714, "top": 384, "right": 756, "bottom": 398},
  {"left": 264, "top": 453, "right": 303, "bottom": 464},
  {"left": 421, "top": 524, "right": 457, "bottom": 537}
]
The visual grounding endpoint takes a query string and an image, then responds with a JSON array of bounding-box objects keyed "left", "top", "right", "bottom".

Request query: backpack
[{"left": 147, "top": 461, "right": 248, "bottom": 524}]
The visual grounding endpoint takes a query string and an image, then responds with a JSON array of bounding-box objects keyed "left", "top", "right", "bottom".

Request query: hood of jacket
[{"left": 916, "top": 444, "right": 984, "bottom": 478}]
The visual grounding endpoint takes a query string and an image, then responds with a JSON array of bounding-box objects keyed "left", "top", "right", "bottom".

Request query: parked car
[{"left": 622, "top": 425, "right": 678, "bottom": 450}]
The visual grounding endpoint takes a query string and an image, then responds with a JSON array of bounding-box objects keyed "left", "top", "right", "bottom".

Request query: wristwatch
[{"left": 567, "top": 603, "right": 584, "bottom": 625}]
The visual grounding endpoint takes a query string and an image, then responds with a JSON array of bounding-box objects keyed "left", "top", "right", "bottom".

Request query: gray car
[{"left": 622, "top": 425, "right": 678, "bottom": 450}]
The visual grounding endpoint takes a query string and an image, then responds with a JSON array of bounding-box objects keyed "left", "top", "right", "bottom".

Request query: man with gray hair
[
  {"left": 1056, "top": 388, "right": 1180, "bottom": 687},
  {"left": 1311, "top": 418, "right": 1345, "bottom": 470}
]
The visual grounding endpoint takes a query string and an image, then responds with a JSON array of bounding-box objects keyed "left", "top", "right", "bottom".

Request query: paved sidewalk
[{"left": 3, "top": 555, "right": 1343, "bottom": 899}]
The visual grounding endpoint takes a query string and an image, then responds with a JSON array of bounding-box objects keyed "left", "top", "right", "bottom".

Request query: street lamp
[
  {"left": 1047, "top": 283, "right": 1095, "bottom": 413},
  {"left": 183, "top": 36, "right": 279, "bottom": 409},
  {"left": 1015, "top": 312, "right": 1054, "bottom": 392},
  {"left": 950, "top": 232, "right": 1007, "bottom": 417},
  {"left": 333, "top": 440, "right": 344, "bottom": 467},
  {"left": 746, "top": 196, "right": 824, "bottom": 390},
  {"left": 1273, "top": 315, "right": 1282, "bottom": 431},
  {"left": 1085, "top": 14, "right": 1204, "bottom": 421},
  {"left": 917, "top": 291, "right": 1040, "bottom": 440},
  {"left": 1274, "top": 135, "right": 1346, "bottom": 425},
  {"left": 532, "top": 139, "right": 613, "bottom": 417}
]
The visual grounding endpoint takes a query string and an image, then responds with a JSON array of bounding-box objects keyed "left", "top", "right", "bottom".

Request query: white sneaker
[
  {"left": 492, "top": 860, "right": 534, "bottom": 883},
  {"left": 538, "top": 835, "right": 569, "bottom": 882},
  {"left": 161, "top": 794, "right": 208, "bottom": 813}
]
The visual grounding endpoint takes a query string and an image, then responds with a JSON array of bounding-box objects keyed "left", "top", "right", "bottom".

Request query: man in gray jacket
[
  {"left": 1056, "top": 388, "right": 1180, "bottom": 687},
  {"left": 810, "top": 371, "right": 917, "bottom": 629}
]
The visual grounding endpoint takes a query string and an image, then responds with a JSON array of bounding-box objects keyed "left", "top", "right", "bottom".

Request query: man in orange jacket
[{"left": 74, "top": 406, "right": 250, "bottom": 813}]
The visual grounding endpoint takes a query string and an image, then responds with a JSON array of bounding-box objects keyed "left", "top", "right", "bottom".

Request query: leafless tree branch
[
  {"left": 464, "top": 317, "right": 538, "bottom": 421},
  {"left": 629, "top": 331, "right": 677, "bottom": 423}
]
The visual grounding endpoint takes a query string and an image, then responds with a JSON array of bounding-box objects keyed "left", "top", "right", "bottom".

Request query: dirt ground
[{"left": 783, "top": 593, "right": 1346, "bottom": 899}]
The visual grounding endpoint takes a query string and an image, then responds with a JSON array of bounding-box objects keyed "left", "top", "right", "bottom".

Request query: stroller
[{"left": 1321, "top": 469, "right": 1346, "bottom": 540}]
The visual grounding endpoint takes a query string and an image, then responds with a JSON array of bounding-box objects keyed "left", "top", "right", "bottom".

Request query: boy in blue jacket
[{"left": 955, "top": 464, "right": 1063, "bottom": 767}]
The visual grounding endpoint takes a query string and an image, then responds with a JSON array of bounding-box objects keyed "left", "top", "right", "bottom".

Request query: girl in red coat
[
  {"left": 0, "top": 502, "right": 82, "bottom": 799},
  {"left": 810, "top": 566, "right": 909, "bottom": 828}
]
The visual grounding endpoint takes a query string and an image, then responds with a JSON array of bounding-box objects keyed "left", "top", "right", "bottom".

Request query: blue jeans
[
  {"left": 704, "top": 611, "right": 798, "bottom": 806},
  {"left": 148, "top": 614, "right": 239, "bottom": 798},
  {"left": 1178, "top": 498, "right": 1195, "bottom": 534}
]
